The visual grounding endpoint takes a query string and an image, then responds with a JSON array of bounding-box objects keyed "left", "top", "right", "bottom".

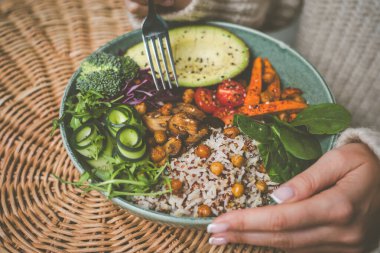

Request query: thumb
[{"left": 270, "top": 147, "right": 360, "bottom": 204}]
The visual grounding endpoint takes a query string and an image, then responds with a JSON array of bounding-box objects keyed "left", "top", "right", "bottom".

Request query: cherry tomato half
[
  {"left": 194, "top": 88, "right": 218, "bottom": 113},
  {"left": 213, "top": 107, "right": 237, "bottom": 125},
  {"left": 216, "top": 80, "right": 246, "bottom": 107}
]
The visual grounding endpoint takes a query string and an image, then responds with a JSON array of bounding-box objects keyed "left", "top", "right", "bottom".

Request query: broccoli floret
[
  {"left": 122, "top": 56, "right": 139, "bottom": 80},
  {"left": 77, "top": 69, "right": 122, "bottom": 98},
  {"left": 76, "top": 52, "right": 139, "bottom": 98},
  {"left": 82, "top": 52, "right": 123, "bottom": 73}
]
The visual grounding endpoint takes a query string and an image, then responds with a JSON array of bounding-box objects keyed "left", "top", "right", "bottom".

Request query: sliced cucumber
[
  {"left": 116, "top": 125, "right": 144, "bottom": 151},
  {"left": 118, "top": 126, "right": 140, "bottom": 148},
  {"left": 71, "top": 104, "right": 148, "bottom": 164},
  {"left": 76, "top": 125, "right": 92, "bottom": 142},
  {"left": 107, "top": 107, "right": 132, "bottom": 127},
  {"left": 72, "top": 122, "right": 106, "bottom": 160},
  {"left": 106, "top": 105, "right": 142, "bottom": 137},
  {"left": 117, "top": 144, "right": 146, "bottom": 162},
  {"left": 116, "top": 125, "right": 146, "bottom": 161},
  {"left": 74, "top": 124, "right": 97, "bottom": 149}
]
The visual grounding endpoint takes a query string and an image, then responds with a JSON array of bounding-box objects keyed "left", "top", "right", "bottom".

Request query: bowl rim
[{"left": 59, "top": 21, "right": 336, "bottom": 226}]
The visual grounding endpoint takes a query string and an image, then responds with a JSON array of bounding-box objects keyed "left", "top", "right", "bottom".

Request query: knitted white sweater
[{"left": 128, "top": 0, "right": 380, "bottom": 159}]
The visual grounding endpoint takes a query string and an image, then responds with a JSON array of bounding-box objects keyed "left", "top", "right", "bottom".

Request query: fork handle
[{"left": 147, "top": 0, "right": 156, "bottom": 18}]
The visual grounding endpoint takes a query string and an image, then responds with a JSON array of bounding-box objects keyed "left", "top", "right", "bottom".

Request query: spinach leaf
[
  {"left": 268, "top": 137, "right": 290, "bottom": 182},
  {"left": 271, "top": 118, "right": 322, "bottom": 160},
  {"left": 291, "top": 103, "right": 351, "bottom": 134},
  {"left": 268, "top": 169, "right": 282, "bottom": 183},
  {"left": 259, "top": 140, "right": 311, "bottom": 184},
  {"left": 233, "top": 114, "right": 271, "bottom": 143},
  {"left": 258, "top": 143, "right": 271, "bottom": 166},
  {"left": 266, "top": 139, "right": 315, "bottom": 183},
  {"left": 232, "top": 112, "right": 336, "bottom": 183},
  {"left": 260, "top": 141, "right": 283, "bottom": 183},
  {"left": 258, "top": 136, "right": 290, "bottom": 183},
  {"left": 286, "top": 152, "right": 315, "bottom": 177}
]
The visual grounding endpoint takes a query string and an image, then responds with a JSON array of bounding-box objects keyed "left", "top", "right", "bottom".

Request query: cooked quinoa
[{"left": 133, "top": 128, "right": 278, "bottom": 217}]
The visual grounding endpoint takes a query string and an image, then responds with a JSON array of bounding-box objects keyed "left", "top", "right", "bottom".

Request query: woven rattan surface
[{"left": 0, "top": 1, "right": 279, "bottom": 252}]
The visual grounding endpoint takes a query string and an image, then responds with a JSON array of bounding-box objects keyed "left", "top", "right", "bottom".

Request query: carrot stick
[
  {"left": 244, "top": 57, "right": 262, "bottom": 106},
  {"left": 239, "top": 100, "right": 307, "bottom": 117},
  {"left": 263, "top": 58, "right": 281, "bottom": 101},
  {"left": 267, "top": 76, "right": 281, "bottom": 101},
  {"left": 263, "top": 58, "right": 276, "bottom": 83}
]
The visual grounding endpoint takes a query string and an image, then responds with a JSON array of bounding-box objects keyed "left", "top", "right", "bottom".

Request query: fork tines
[{"left": 143, "top": 33, "right": 179, "bottom": 91}]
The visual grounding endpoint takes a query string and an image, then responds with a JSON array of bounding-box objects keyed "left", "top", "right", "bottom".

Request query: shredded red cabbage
[{"left": 120, "top": 69, "right": 182, "bottom": 109}]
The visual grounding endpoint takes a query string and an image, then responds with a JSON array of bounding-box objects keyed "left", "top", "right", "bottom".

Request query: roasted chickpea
[
  {"left": 278, "top": 112, "right": 289, "bottom": 122},
  {"left": 231, "top": 155, "right": 245, "bottom": 168},
  {"left": 288, "top": 113, "right": 298, "bottom": 122},
  {"left": 281, "top": 87, "right": 303, "bottom": 100},
  {"left": 263, "top": 72, "right": 275, "bottom": 83},
  {"left": 154, "top": 130, "right": 167, "bottom": 144},
  {"left": 255, "top": 180, "right": 268, "bottom": 193},
  {"left": 210, "top": 162, "right": 224, "bottom": 176},
  {"left": 134, "top": 102, "right": 147, "bottom": 115},
  {"left": 195, "top": 144, "right": 211, "bottom": 158},
  {"left": 260, "top": 91, "right": 272, "bottom": 103},
  {"left": 156, "top": 156, "right": 168, "bottom": 166},
  {"left": 170, "top": 179, "right": 183, "bottom": 193},
  {"left": 223, "top": 126, "right": 240, "bottom": 138},
  {"left": 159, "top": 103, "right": 173, "bottom": 116},
  {"left": 292, "top": 94, "right": 306, "bottom": 103},
  {"left": 150, "top": 146, "right": 166, "bottom": 163},
  {"left": 258, "top": 164, "right": 266, "bottom": 173},
  {"left": 231, "top": 183, "right": 244, "bottom": 198},
  {"left": 183, "top": 89, "right": 195, "bottom": 104},
  {"left": 164, "top": 137, "right": 182, "bottom": 156},
  {"left": 197, "top": 204, "right": 212, "bottom": 217}
]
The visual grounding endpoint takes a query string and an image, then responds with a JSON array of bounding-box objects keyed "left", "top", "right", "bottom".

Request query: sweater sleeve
[
  {"left": 332, "top": 130, "right": 380, "bottom": 253},
  {"left": 161, "top": 0, "right": 270, "bottom": 27},
  {"left": 295, "top": 0, "right": 380, "bottom": 129},
  {"left": 127, "top": 0, "right": 302, "bottom": 30},
  {"left": 335, "top": 128, "right": 380, "bottom": 160}
]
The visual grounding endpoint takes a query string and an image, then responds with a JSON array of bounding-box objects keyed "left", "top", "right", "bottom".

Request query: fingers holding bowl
[
  {"left": 126, "top": 0, "right": 189, "bottom": 18},
  {"left": 209, "top": 191, "right": 340, "bottom": 234},
  {"left": 126, "top": 0, "right": 148, "bottom": 17},
  {"left": 209, "top": 225, "right": 373, "bottom": 252}
]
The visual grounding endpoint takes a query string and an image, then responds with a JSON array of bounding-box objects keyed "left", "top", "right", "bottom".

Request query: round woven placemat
[{"left": 0, "top": 1, "right": 279, "bottom": 252}]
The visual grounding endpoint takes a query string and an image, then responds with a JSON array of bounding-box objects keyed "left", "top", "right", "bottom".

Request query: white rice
[{"left": 133, "top": 128, "right": 278, "bottom": 217}]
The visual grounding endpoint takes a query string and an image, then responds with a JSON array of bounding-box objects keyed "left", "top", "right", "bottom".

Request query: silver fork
[{"left": 141, "top": 0, "right": 179, "bottom": 90}]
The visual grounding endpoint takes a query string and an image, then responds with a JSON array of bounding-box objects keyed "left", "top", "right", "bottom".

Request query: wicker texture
[{"left": 0, "top": 1, "right": 278, "bottom": 252}]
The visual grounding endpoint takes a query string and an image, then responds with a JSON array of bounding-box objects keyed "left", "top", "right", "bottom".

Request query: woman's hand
[
  {"left": 208, "top": 143, "right": 380, "bottom": 253},
  {"left": 125, "top": 0, "right": 191, "bottom": 18}
]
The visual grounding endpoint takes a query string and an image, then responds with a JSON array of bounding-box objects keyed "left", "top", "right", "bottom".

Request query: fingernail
[
  {"left": 209, "top": 237, "right": 228, "bottom": 245},
  {"left": 207, "top": 223, "right": 229, "bottom": 233},
  {"left": 270, "top": 186, "right": 294, "bottom": 203}
]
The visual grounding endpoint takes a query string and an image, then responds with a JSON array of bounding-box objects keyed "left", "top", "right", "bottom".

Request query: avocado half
[{"left": 125, "top": 25, "right": 250, "bottom": 87}]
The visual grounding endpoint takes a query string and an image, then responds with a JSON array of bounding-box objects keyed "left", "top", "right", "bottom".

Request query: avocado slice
[{"left": 125, "top": 25, "right": 250, "bottom": 87}]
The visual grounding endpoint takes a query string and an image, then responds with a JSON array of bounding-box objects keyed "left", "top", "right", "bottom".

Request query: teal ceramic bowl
[{"left": 60, "top": 21, "right": 336, "bottom": 228}]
